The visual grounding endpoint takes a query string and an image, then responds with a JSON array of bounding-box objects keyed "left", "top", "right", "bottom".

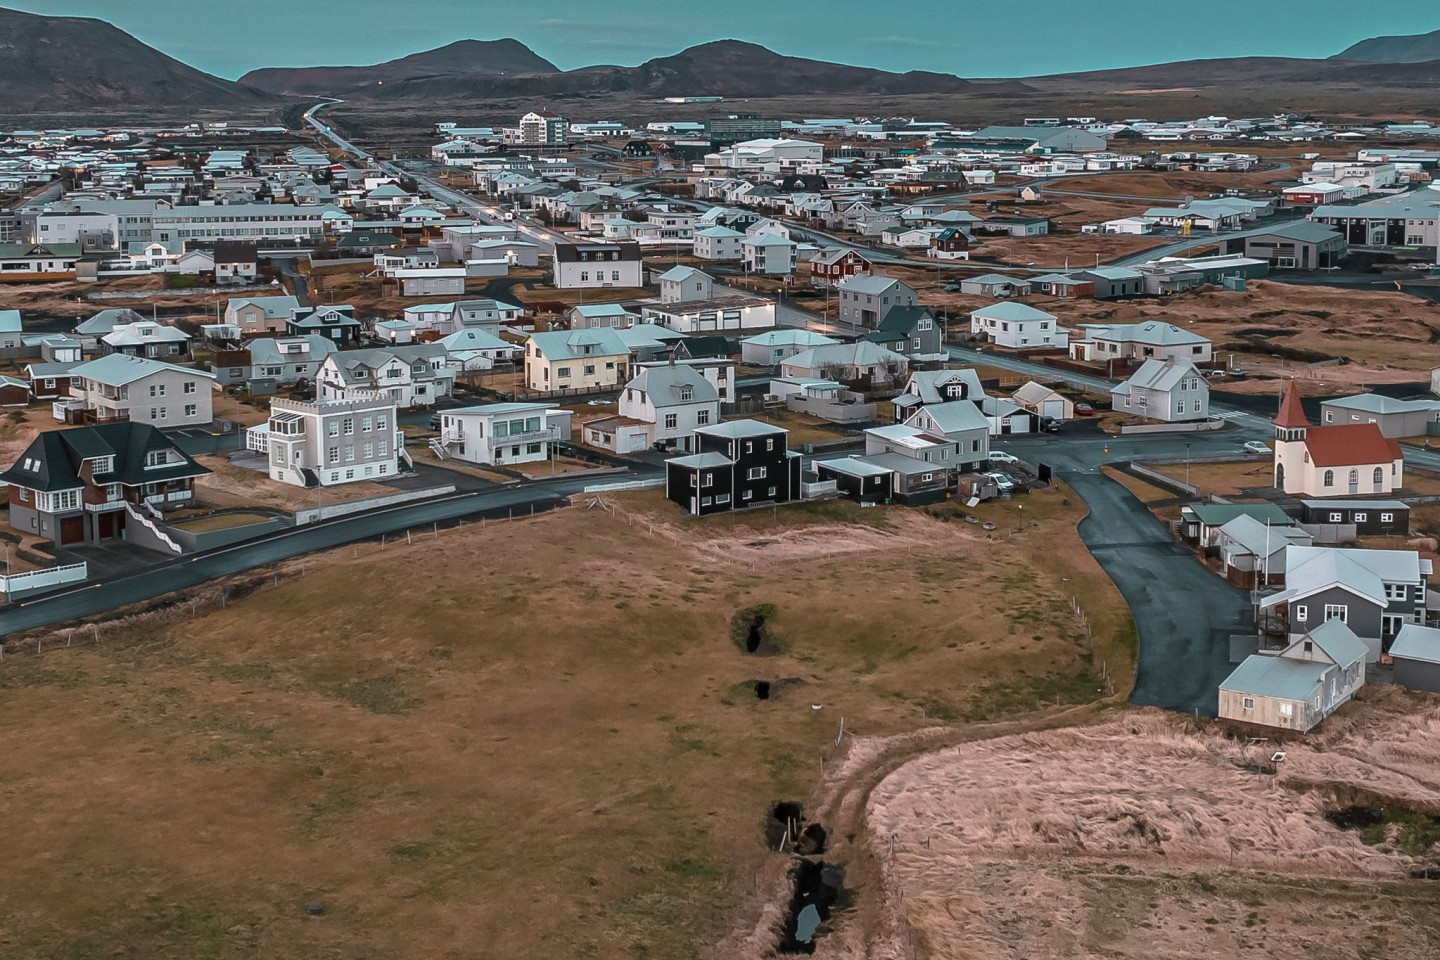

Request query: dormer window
[
  {"left": 144, "top": 450, "right": 170, "bottom": 468},
  {"left": 680, "top": 386, "right": 693, "bottom": 401}
]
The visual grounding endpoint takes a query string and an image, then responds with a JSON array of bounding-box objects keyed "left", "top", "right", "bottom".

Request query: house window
[
  {"left": 362, "top": 442, "right": 373, "bottom": 459},
  {"left": 1279, "top": 702, "right": 1293, "bottom": 717},
  {"left": 343, "top": 418, "right": 354, "bottom": 435},
  {"left": 664, "top": 414, "right": 678, "bottom": 429},
  {"left": 1329, "top": 512, "right": 1343, "bottom": 522},
  {"left": 183, "top": 381, "right": 196, "bottom": 394},
  {"left": 1354, "top": 512, "right": 1368, "bottom": 523},
  {"left": 766, "top": 439, "right": 775, "bottom": 451},
  {"left": 345, "top": 469, "right": 354, "bottom": 480},
  {"left": 1374, "top": 467, "right": 1384, "bottom": 485},
  {"left": 1323, "top": 604, "right": 1348, "bottom": 623},
  {"left": 1295, "top": 605, "right": 1308, "bottom": 622},
  {"left": 1385, "top": 583, "right": 1406, "bottom": 601},
  {"left": 328, "top": 447, "right": 339, "bottom": 464},
  {"left": 1348, "top": 468, "right": 1358, "bottom": 485},
  {"left": 17, "top": 487, "right": 27, "bottom": 502},
  {"left": 1323, "top": 469, "right": 1334, "bottom": 487},
  {"left": 328, "top": 421, "right": 339, "bottom": 437},
  {"left": 362, "top": 416, "right": 372, "bottom": 431},
  {"left": 1381, "top": 512, "right": 1394, "bottom": 523},
  {"left": 1241, "top": 697, "right": 1255, "bottom": 710},
  {"left": 748, "top": 466, "right": 767, "bottom": 480},
  {"left": 697, "top": 410, "right": 711, "bottom": 426}
]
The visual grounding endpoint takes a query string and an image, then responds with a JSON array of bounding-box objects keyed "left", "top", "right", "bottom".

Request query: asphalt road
[
  {"left": 1064, "top": 471, "right": 1250, "bottom": 716},
  {"left": 0, "top": 480, "right": 604, "bottom": 636}
]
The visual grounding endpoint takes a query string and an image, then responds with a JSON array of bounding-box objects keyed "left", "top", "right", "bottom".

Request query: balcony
[{"left": 492, "top": 428, "right": 553, "bottom": 446}]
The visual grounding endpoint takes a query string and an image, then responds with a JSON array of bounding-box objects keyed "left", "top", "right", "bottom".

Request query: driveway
[{"left": 1063, "top": 471, "right": 1250, "bottom": 716}]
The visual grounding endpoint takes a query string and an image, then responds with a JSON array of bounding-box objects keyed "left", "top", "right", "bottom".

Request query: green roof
[{"left": 1184, "top": 502, "right": 1292, "bottom": 527}]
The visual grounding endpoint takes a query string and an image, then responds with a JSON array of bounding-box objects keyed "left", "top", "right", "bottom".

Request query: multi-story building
[
  {"left": 552, "top": 242, "right": 643, "bottom": 289},
  {"left": 63, "top": 354, "right": 215, "bottom": 428},
  {"left": 0, "top": 422, "right": 210, "bottom": 545},
  {"left": 741, "top": 234, "right": 797, "bottom": 276},
  {"left": 503, "top": 111, "right": 569, "bottom": 147},
  {"left": 1110, "top": 357, "right": 1209, "bottom": 423},
  {"left": 585, "top": 363, "right": 721, "bottom": 454},
  {"left": 100, "top": 321, "right": 192, "bottom": 360},
  {"left": 692, "top": 225, "right": 745, "bottom": 261},
  {"left": 664, "top": 419, "right": 802, "bottom": 516},
  {"left": 224, "top": 295, "right": 301, "bottom": 335},
  {"left": 836, "top": 275, "right": 918, "bottom": 328},
  {"left": 150, "top": 203, "right": 326, "bottom": 244},
  {"left": 248, "top": 395, "right": 402, "bottom": 487},
  {"left": 316, "top": 344, "right": 454, "bottom": 409},
  {"left": 431, "top": 402, "right": 560, "bottom": 466},
  {"left": 524, "top": 329, "right": 630, "bottom": 392}
]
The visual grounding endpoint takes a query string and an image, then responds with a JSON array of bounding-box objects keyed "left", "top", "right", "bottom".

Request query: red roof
[
  {"left": 1304, "top": 423, "right": 1402, "bottom": 468},
  {"left": 1274, "top": 380, "right": 1309, "bottom": 428}
]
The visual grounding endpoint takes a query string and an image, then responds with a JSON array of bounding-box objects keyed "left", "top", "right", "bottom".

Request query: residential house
[
  {"left": 73, "top": 307, "right": 146, "bottom": 346},
  {"left": 692, "top": 225, "right": 745, "bottom": 261},
  {"left": 317, "top": 344, "right": 453, "bottom": 409},
  {"left": 1111, "top": 358, "right": 1210, "bottom": 422},
  {"left": 642, "top": 297, "right": 777, "bottom": 334},
  {"left": 808, "top": 248, "right": 872, "bottom": 288},
  {"left": 0, "top": 309, "right": 21, "bottom": 348},
  {"left": 100, "top": 321, "right": 191, "bottom": 360},
  {"left": 26, "top": 361, "right": 77, "bottom": 400},
  {"left": 970, "top": 301, "right": 1067, "bottom": 349},
  {"left": 741, "top": 233, "right": 798, "bottom": 276},
  {"left": 779, "top": 341, "right": 908, "bottom": 385},
  {"left": 1012, "top": 381, "right": 1074, "bottom": 420},
  {"left": 861, "top": 306, "right": 945, "bottom": 360},
  {"left": 249, "top": 395, "right": 402, "bottom": 487},
  {"left": 1319, "top": 393, "right": 1440, "bottom": 439},
  {"left": 1180, "top": 501, "right": 1295, "bottom": 548},
  {"left": 63, "top": 354, "right": 215, "bottom": 428},
  {"left": 959, "top": 273, "right": 1031, "bottom": 297},
  {"left": 247, "top": 336, "right": 337, "bottom": 386},
  {"left": 813, "top": 456, "right": 894, "bottom": 504},
  {"left": 553, "top": 242, "right": 644, "bottom": 289},
  {"left": 0, "top": 242, "right": 80, "bottom": 279},
  {"left": 836, "top": 274, "right": 918, "bottom": 328},
  {"left": 1299, "top": 500, "right": 1409, "bottom": 538},
  {"left": 1215, "top": 513, "right": 1314, "bottom": 587},
  {"left": 438, "top": 327, "right": 523, "bottom": 373},
  {"left": 658, "top": 265, "right": 714, "bottom": 304},
  {"left": 0, "top": 422, "right": 210, "bottom": 545},
  {"left": 1389, "top": 624, "right": 1440, "bottom": 693},
  {"left": 587, "top": 363, "right": 720, "bottom": 453},
  {"left": 740, "top": 330, "right": 840, "bottom": 366},
  {"left": 1259, "top": 545, "right": 1432, "bottom": 661},
  {"left": 432, "top": 403, "right": 560, "bottom": 466},
  {"left": 287, "top": 305, "right": 363, "bottom": 347},
  {"left": 1218, "top": 620, "right": 1367, "bottom": 732},
  {"left": 524, "top": 328, "right": 630, "bottom": 392},
  {"left": 224, "top": 295, "right": 301, "bottom": 336},
  {"left": 859, "top": 423, "right": 971, "bottom": 504},
  {"left": 568, "top": 303, "right": 639, "bottom": 330},
  {"left": 213, "top": 241, "right": 259, "bottom": 285},
  {"left": 1070, "top": 266, "right": 1144, "bottom": 299},
  {"left": 664, "top": 420, "right": 801, "bottom": 516},
  {"left": 376, "top": 319, "right": 418, "bottom": 344},
  {"left": 901, "top": 402, "right": 990, "bottom": 466},
  {"left": 979, "top": 395, "right": 1039, "bottom": 436},
  {"left": 1071, "top": 321, "right": 1213, "bottom": 365},
  {"left": 929, "top": 228, "right": 971, "bottom": 260},
  {"left": 1274, "top": 381, "right": 1404, "bottom": 496},
  {"left": 890, "top": 368, "right": 987, "bottom": 423},
  {"left": 450, "top": 299, "right": 523, "bottom": 334}
]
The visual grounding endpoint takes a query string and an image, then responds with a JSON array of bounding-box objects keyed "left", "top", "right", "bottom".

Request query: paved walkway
[{"left": 1063, "top": 471, "right": 1250, "bottom": 716}]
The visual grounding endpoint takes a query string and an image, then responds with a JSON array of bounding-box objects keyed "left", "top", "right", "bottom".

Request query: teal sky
[{"left": 8, "top": 0, "right": 1440, "bottom": 79}]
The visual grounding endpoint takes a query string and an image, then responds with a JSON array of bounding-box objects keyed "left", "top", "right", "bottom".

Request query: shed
[{"left": 1390, "top": 623, "right": 1440, "bottom": 693}]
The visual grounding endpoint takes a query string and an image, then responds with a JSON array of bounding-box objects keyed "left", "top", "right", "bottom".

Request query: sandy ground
[{"left": 853, "top": 699, "right": 1440, "bottom": 960}]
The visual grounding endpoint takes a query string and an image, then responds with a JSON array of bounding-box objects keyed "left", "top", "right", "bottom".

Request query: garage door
[
  {"left": 1042, "top": 400, "right": 1066, "bottom": 420},
  {"left": 59, "top": 515, "right": 84, "bottom": 546}
]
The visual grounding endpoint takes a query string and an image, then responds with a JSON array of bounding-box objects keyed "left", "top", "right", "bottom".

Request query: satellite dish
[{"left": 1271, "top": 751, "right": 1286, "bottom": 763}]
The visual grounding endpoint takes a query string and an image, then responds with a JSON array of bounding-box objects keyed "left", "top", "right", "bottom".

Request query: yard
[
  {"left": 1146, "top": 458, "right": 1440, "bottom": 499},
  {"left": 740, "top": 407, "right": 858, "bottom": 447},
  {"left": 0, "top": 483, "right": 1132, "bottom": 960}
]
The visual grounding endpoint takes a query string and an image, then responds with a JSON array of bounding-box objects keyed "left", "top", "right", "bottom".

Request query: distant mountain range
[
  {"left": 1333, "top": 28, "right": 1440, "bottom": 63},
  {"left": 242, "top": 39, "right": 1034, "bottom": 99},
  {"left": 8, "top": 4, "right": 1440, "bottom": 115},
  {"left": 0, "top": 6, "right": 273, "bottom": 110}
]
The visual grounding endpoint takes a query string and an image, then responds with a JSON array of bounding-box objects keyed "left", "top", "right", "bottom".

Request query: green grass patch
[{"left": 331, "top": 672, "right": 421, "bottom": 715}]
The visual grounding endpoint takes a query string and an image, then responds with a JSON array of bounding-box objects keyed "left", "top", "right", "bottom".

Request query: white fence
[
  {"left": 582, "top": 478, "right": 664, "bottom": 494},
  {"left": 802, "top": 479, "right": 840, "bottom": 499},
  {"left": 294, "top": 485, "right": 457, "bottom": 525},
  {"left": 0, "top": 562, "right": 88, "bottom": 598}
]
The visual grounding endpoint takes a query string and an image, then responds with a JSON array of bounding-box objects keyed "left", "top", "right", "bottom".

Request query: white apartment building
[
  {"left": 693, "top": 225, "right": 745, "bottom": 260},
  {"left": 248, "top": 394, "right": 402, "bottom": 487},
  {"left": 151, "top": 203, "right": 326, "bottom": 243},
  {"left": 62, "top": 354, "right": 214, "bottom": 428},
  {"left": 431, "top": 402, "right": 559, "bottom": 466}
]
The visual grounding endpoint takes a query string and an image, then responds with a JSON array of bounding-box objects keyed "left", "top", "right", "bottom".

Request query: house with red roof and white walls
[{"left": 1273, "top": 380, "right": 1404, "bottom": 497}]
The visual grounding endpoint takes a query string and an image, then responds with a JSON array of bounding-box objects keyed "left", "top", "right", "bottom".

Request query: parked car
[
  {"left": 429, "top": 413, "right": 442, "bottom": 430},
  {"left": 1040, "top": 418, "right": 1063, "bottom": 433},
  {"left": 988, "top": 451, "right": 1021, "bottom": 465},
  {"left": 1243, "top": 440, "right": 1271, "bottom": 455},
  {"left": 1074, "top": 402, "right": 1095, "bottom": 416},
  {"left": 944, "top": 283, "right": 961, "bottom": 292},
  {"left": 983, "top": 471, "right": 1016, "bottom": 494}
]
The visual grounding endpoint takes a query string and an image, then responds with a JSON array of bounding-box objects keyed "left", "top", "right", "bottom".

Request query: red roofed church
[{"left": 1273, "top": 380, "right": 1404, "bottom": 496}]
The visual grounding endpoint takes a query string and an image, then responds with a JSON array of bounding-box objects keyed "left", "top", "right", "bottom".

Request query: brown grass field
[
  {"left": 0, "top": 483, "right": 1130, "bottom": 960},
  {"left": 855, "top": 700, "right": 1440, "bottom": 960}
]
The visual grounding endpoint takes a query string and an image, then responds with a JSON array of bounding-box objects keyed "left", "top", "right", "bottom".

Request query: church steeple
[{"left": 1274, "top": 380, "right": 1308, "bottom": 442}]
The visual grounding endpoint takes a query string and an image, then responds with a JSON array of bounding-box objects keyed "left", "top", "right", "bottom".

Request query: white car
[
  {"left": 1243, "top": 440, "right": 1271, "bottom": 455},
  {"left": 988, "top": 452, "right": 1021, "bottom": 465}
]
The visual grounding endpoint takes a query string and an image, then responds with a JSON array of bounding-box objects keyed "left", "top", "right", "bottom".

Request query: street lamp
[{"left": 1185, "top": 442, "right": 1192, "bottom": 488}]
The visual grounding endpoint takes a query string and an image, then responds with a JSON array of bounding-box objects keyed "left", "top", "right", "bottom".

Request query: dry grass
[
  {"left": 0, "top": 274, "right": 232, "bottom": 320},
  {"left": 1101, "top": 465, "right": 1182, "bottom": 506},
  {"left": 1146, "top": 459, "right": 1272, "bottom": 497},
  {"left": 742, "top": 408, "right": 855, "bottom": 447},
  {"left": 170, "top": 511, "right": 278, "bottom": 533},
  {"left": 193, "top": 455, "right": 397, "bottom": 512},
  {"left": 0, "top": 488, "right": 1127, "bottom": 960},
  {"left": 858, "top": 697, "right": 1440, "bottom": 960}
]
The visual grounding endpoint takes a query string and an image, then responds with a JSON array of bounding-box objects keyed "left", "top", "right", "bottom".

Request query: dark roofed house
[
  {"left": 862, "top": 306, "right": 944, "bottom": 360},
  {"left": 212, "top": 241, "right": 259, "bottom": 285},
  {"left": 674, "top": 335, "right": 739, "bottom": 361},
  {"left": 0, "top": 422, "right": 210, "bottom": 547}
]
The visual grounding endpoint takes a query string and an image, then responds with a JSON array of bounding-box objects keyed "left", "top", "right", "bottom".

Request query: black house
[
  {"left": 1299, "top": 499, "right": 1410, "bottom": 537},
  {"left": 664, "top": 420, "right": 802, "bottom": 516},
  {"left": 622, "top": 139, "right": 655, "bottom": 158}
]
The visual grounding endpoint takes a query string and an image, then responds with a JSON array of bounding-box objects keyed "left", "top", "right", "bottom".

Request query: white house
[
  {"left": 1273, "top": 380, "right": 1404, "bottom": 497},
  {"left": 693, "top": 225, "right": 746, "bottom": 261},
  {"left": 432, "top": 402, "right": 560, "bottom": 466},
  {"left": 740, "top": 329, "right": 840, "bottom": 366},
  {"left": 64, "top": 354, "right": 215, "bottom": 428},
  {"left": 586, "top": 363, "right": 721, "bottom": 454},
  {"left": 1071, "top": 321, "right": 1213, "bottom": 364},
  {"left": 642, "top": 297, "right": 776, "bottom": 334},
  {"left": 525, "top": 328, "right": 630, "bottom": 392},
  {"left": 658, "top": 265, "right": 714, "bottom": 303},
  {"left": 553, "top": 242, "right": 644, "bottom": 289},
  {"left": 742, "top": 233, "right": 798, "bottom": 276},
  {"left": 316, "top": 344, "right": 454, "bottom": 409},
  {"left": 779, "top": 341, "right": 908, "bottom": 384},
  {"left": 970, "top": 302, "right": 1067, "bottom": 349},
  {"left": 1110, "top": 357, "right": 1210, "bottom": 422},
  {"left": 248, "top": 395, "right": 402, "bottom": 487}
]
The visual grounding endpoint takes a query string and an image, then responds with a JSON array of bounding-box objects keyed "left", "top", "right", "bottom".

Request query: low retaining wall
[
  {"left": 295, "top": 484, "right": 456, "bottom": 525},
  {"left": 164, "top": 517, "right": 290, "bottom": 552},
  {"left": 1118, "top": 419, "right": 1227, "bottom": 435},
  {"left": 1128, "top": 462, "right": 1200, "bottom": 497},
  {"left": 0, "top": 562, "right": 87, "bottom": 600}
]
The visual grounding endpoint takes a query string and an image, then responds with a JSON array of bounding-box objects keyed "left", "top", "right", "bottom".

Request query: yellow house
[{"left": 524, "top": 329, "right": 630, "bottom": 393}]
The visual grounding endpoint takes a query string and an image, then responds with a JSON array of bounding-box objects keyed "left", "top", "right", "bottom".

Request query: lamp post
[{"left": 1185, "top": 442, "right": 1192, "bottom": 488}]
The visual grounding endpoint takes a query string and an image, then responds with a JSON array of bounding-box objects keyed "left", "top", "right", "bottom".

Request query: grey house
[
  {"left": 1220, "top": 221, "right": 1347, "bottom": 270},
  {"left": 1070, "top": 266, "right": 1143, "bottom": 299},
  {"left": 835, "top": 275, "right": 917, "bottom": 328},
  {"left": 1259, "top": 545, "right": 1433, "bottom": 662},
  {"left": 1319, "top": 393, "right": 1440, "bottom": 439},
  {"left": 862, "top": 306, "right": 944, "bottom": 360},
  {"left": 1390, "top": 624, "right": 1440, "bottom": 693}
]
